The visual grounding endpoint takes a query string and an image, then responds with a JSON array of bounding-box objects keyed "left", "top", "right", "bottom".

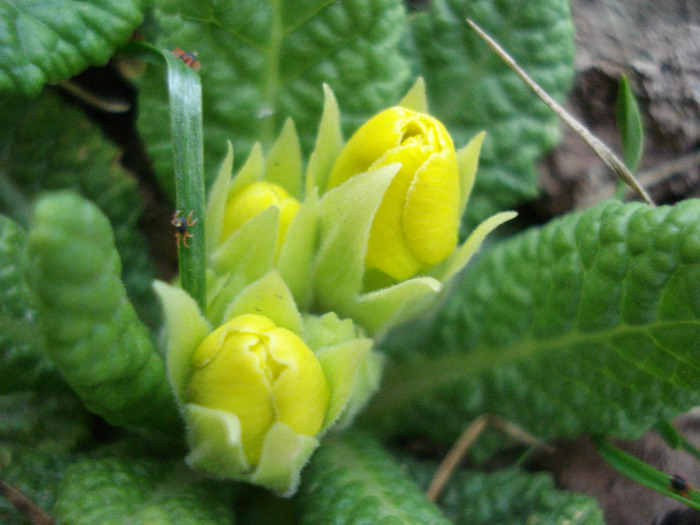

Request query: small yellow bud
[
  {"left": 328, "top": 107, "right": 459, "bottom": 280},
  {"left": 188, "top": 314, "right": 330, "bottom": 466},
  {"left": 220, "top": 182, "right": 300, "bottom": 256}
]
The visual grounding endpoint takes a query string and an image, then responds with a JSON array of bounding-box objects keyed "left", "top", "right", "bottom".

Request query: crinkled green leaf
[
  {"left": 0, "top": 391, "right": 89, "bottom": 454},
  {"left": 0, "top": 0, "right": 144, "bottom": 96},
  {"left": 407, "top": 0, "right": 575, "bottom": 227},
  {"left": 365, "top": 199, "right": 700, "bottom": 443},
  {"left": 26, "top": 191, "right": 181, "bottom": 435},
  {"left": 137, "top": 0, "right": 411, "bottom": 192},
  {"left": 0, "top": 450, "right": 73, "bottom": 524},
  {"left": 0, "top": 92, "right": 160, "bottom": 328},
  {"left": 53, "top": 457, "right": 236, "bottom": 525},
  {"left": 405, "top": 461, "right": 605, "bottom": 525},
  {"left": 295, "top": 430, "right": 450, "bottom": 525},
  {"left": 0, "top": 215, "right": 65, "bottom": 393}
]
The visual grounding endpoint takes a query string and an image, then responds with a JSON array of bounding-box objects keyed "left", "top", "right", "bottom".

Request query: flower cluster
[{"left": 155, "top": 80, "right": 515, "bottom": 494}]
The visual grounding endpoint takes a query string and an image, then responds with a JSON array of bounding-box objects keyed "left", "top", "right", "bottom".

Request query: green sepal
[
  {"left": 317, "top": 340, "right": 373, "bottom": 429},
  {"left": 457, "top": 131, "right": 486, "bottom": 216},
  {"left": 211, "top": 203, "right": 278, "bottom": 270},
  {"left": 184, "top": 401, "right": 320, "bottom": 496},
  {"left": 313, "top": 164, "right": 399, "bottom": 315},
  {"left": 303, "top": 312, "right": 381, "bottom": 431},
  {"left": 432, "top": 210, "right": 518, "bottom": 282},
  {"left": 222, "top": 271, "right": 303, "bottom": 335},
  {"left": 204, "top": 142, "right": 234, "bottom": 259},
  {"left": 332, "top": 347, "right": 384, "bottom": 430},
  {"left": 278, "top": 188, "right": 320, "bottom": 310},
  {"left": 351, "top": 277, "right": 442, "bottom": 336},
  {"left": 302, "top": 312, "right": 364, "bottom": 351},
  {"left": 184, "top": 403, "right": 248, "bottom": 475},
  {"left": 152, "top": 280, "right": 211, "bottom": 406},
  {"left": 253, "top": 422, "right": 319, "bottom": 497},
  {"left": 305, "top": 84, "right": 344, "bottom": 195},
  {"left": 229, "top": 143, "right": 265, "bottom": 198},
  {"left": 398, "top": 77, "right": 428, "bottom": 114},
  {"left": 210, "top": 186, "right": 278, "bottom": 278},
  {"left": 207, "top": 207, "right": 279, "bottom": 324},
  {"left": 264, "top": 118, "right": 303, "bottom": 197}
]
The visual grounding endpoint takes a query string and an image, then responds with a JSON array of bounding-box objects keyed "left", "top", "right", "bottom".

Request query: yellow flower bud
[
  {"left": 328, "top": 107, "right": 460, "bottom": 280},
  {"left": 220, "top": 181, "right": 301, "bottom": 256},
  {"left": 188, "top": 314, "right": 330, "bottom": 466}
]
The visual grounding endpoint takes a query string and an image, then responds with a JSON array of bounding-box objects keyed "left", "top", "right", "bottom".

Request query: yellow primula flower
[
  {"left": 327, "top": 106, "right": 460, "bottom": 280},
  {"left": 220, "top": 181, "right": 301, "bottom": 257},
  {"left": 155, "top": 273, "right": 380, "bottom": 494},
  {"left": 188, "top": 313, "right": 330, "bottom": 466}
]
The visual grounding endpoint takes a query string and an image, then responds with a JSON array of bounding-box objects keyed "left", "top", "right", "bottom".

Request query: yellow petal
[
  {"left": 365, "top": 142, "right": 430, "bottom": 279},
  {"left": 403, "top": 149, "right": 459, "bottom": 264},
  {"left": 327, "top": 107, "right": 408, "bottom": 190},
  {"left": 329, "top": 106, "right": 460, "bottom": 280},
  {"left": 220, "top": 181, "right": 301, "bottom": 257},
  {"left": 267, "top": 328, "right": 329, "bottom": 436}
]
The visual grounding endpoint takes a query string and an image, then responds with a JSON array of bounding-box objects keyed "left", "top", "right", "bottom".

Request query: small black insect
[
  {"left": 171, "top": 210, "right": 198, "bottom": 248},
  {"left": 670, "top": 473, "right": 691, "bottom": 498}
]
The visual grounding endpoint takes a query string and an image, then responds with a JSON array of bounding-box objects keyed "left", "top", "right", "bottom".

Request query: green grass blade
[
  {"left": 594, "top": 437, "right": 700, "bottom": 509},
  {"left": 616, "top": 74, "right": 644, "bottom": 173},
  {"left": 655, "top": 421, "right": 700, "bottom": 462},
  {"left": 163, "top": 51, "right": 206, "bottom": 311},
  {"left": 123, "top": 41, "right": 206, "bottom": 310}
]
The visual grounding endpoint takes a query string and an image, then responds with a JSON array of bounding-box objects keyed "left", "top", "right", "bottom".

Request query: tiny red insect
[
  {"left": 670, "top": 474, "right": 692, "bottom": 498},
  {"left": 172, "top": 48, "right": 201, "bottom": 72},
  {"left": 171, "top": 210, "right": 198, "bottom": 248}
]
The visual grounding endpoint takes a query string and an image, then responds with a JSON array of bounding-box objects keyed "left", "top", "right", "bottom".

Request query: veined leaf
[
  {"left": 406, "top": 461, "right": 605, "bottom": 524},
  {"left": 53, "top": 457, "right": 236, "bottom": 524},
  {"left": 0, "top": 0, "right": 145, "bottom": 96},
  {"left": 407, "top": 0, "right": 575, "bottom": 227},
  {"left": 295, "top": 430, "right": 450, "bottom": 525},
  {"left": 365, "top": 199, "right": 700, "bottom": 443},
  {"left": 0, "top": 92, "right": 160, "bottom": 328},
  {"left": 26, "top": 192, "right": 180, "bottom": 434},
  {"left": 137, "top": 0, "right": 411, "bottom": 193},
  {"left": 0, "top": 391, "right": 89, "bottom": 454},
  {"left": 0, "top": 450, "right": 73, "bottom": 523},
  {"left": 0, "top": 215, "right": 65, "bottom": 393}
]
